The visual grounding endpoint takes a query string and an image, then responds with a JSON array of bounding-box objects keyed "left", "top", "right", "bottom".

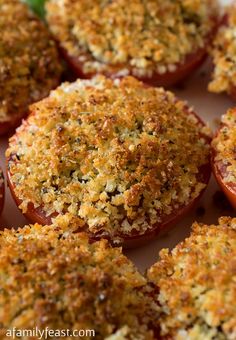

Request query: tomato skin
[
  {"left": 0, "top": 170, "right": 4, "bottom": 216},
  {"left": 7, "top": 107, "right": 211, "bottom": 248},
  {"left": 212, "top": 159, "right": 236, "bottom": 209},
  {"left": 230, "top": 86, "right": 236, "bottom": 101},
  {"left": 211, "top": 127, "right": 236, "bottom": 210}
]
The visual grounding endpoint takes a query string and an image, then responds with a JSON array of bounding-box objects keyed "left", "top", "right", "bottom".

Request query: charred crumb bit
[
  {"left": 6, "top": 75, "right": 210, "bottom": 239},
  {"left": 46, "top": 0, "right": 219, "bottom": 77},
  {"left": 147, "top": 217, "right": 236, "bottom": 339},
  {"left": 0, "top": 0, "right": 62, "bottom": 123},
  {"left": 0, "top": 224, "right": 158, "bottom": 339},
  {"left": 56, "top": 124, "right": 64, "bottom": 133}
]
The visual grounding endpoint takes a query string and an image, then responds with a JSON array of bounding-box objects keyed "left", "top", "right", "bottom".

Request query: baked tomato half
[
  {"left": 0, "top": 0, "right": 62, "bottom": 135},
  {"left": 208, "top": 9, "right": 236, "bottom": 100},
  {"left": 211, "top": 108, "right": 236, "bottom": 209},
  {"left": 0, "top": 225, "right": 159, "bottom": 339},
  {"left": 58, "top": 17, "right": 220, "bottom": 88},
  {"left": 147, "top": 217, "right": 236, "bottom": 340},
  {"left": 7, "top": 76, "right": 211, "bottom": 248},
  {"left": 46, "top": 0, "right": 220, "bottom": 88}
]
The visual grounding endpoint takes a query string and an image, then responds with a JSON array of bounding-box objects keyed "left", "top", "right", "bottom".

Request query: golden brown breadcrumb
[
  {"left": 209, "top": 4, "right": 236, "bottom": 94},
  {"left": 7, "top": 76, "right": 210, "bottom": 242},
  {"left": 212, "top": 108, "right": 236, "bottom": 184},
  {"left": 0, "top": 223, "right": 157, "bottom": 340},
  {"left": 0, "top": 0, "right": 62, "bottom": 123},
  {"left": 148, "top": 217, "right": 236, "bottom": 340},
  {"left": 46, "top": 0, "right": 218, "bottom": 78}
]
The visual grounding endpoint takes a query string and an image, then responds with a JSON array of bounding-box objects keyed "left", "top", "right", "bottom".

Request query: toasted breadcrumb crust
[
  {"left": 148, "top": 217, "right": 236, "bottom": 340},
  {"left": 212, "top": 108, "right": 236, "bottom": 184},
  {"left": 209, "top": 5, "right": 236, "bottom": 94},
  {"left": 46, "top": 0, "right": 218, "bottom": 78},
  {"left": 0, "top": 0, "right": 62, "bottom": 123},
  {"left": 7, "top": 76, "right": 210, "bottom": 241},
  {"left": 0, "top": 224, "right": 157, "bottom": 340}
]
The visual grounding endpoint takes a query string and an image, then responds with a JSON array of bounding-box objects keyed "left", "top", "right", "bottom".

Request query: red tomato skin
[{"left": 0, "top": 170, "right": 5, "bottom": 217}]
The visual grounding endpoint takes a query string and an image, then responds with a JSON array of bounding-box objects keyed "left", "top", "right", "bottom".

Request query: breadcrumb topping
[
  {"left": 212, "top": 108, "right": 236, "bottom": 184},
  {"left": 209, "top": 5, "right": 236, "bottom": 94},
  {"left": 148, "top": 217, "right": 236, "bottom": 340},
  {"left": 0, "top": 0, "right": 62, "bottom": 123},
  {"left": 46, "top": 0, "right": 218, "bottom": 78},
  {"left": 0, "top": 224, "right": 157, "bottom": 340},
  {"left": 7, "top": 76, "right": 210, "bottom": 241}
]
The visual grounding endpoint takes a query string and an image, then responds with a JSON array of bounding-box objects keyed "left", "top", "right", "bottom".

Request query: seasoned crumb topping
[
  {"left": 0, "top": 0, "right": 62, "bottom": 123},
  {"left": 212, "top": 108, "right": 236, "bottom": 184},
  {"left": 46, "top": 0, "right": 218, "bottom": 77},
  {"left": 209, "top": 5, "right": 236, "bottom": 94},
  {"left": 148, "top": 217, "right": 236, "bottom": 340},
  {"left": 7, "top": 76, "right": 210, "bottom": 241},
  {"left": 0, "top": 224, "right": 157, "bottom": 339}
]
